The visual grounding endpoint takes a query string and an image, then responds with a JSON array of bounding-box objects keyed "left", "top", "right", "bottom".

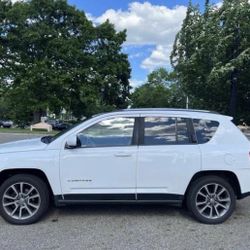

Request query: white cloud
[
  {"left": 129, "top": 79, "right": 145, "bottom": 88},
  {"left": 94, "top": 2, "right": 187, "bottom": 71},
  {"left": 214, "top": 2, "right": 223, "bottom": 9},
  {"left": 11, "top": 0, "right": 24, "bottom": 3},
  {"left": 141, "top": 44, "right": 173, "bottom": 71},
  {"left": 86, "top": 13, "right": 95, "bottom": 22}
]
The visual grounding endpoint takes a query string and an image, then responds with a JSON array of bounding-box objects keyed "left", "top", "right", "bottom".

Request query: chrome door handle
[{"left": 114, "top": 153, "right": 132, "bottom": 157}]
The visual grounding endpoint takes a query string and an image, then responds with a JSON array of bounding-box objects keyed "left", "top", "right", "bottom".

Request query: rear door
[{"left": 136, "top": 114, "right": 201, "bottom": 201}]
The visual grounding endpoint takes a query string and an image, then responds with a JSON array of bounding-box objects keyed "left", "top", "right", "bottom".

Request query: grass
[{"left": 0, "top": 127, "right": 58, "bottom": 135}]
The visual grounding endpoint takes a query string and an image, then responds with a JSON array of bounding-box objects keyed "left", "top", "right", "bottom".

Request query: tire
[
  {"left": 186, "top": 175, "right": 236, "bottom": 224},
  {"left": 0, "top": 174, "right": 50, "bottom": 225}
]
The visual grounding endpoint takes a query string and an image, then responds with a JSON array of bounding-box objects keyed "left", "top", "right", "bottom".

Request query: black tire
[
  {"left": 186, "top": 175, "right": 236, "bottom": 224},
  {"left": 0, "top": 174, "right": 50, "bottom": 225}
]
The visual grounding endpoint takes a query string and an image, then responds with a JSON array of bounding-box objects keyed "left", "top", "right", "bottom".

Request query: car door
[
  {"left": 60, "top": 115, "right": 139, "bottom": 201},
  {"left": 136, "top": 114, "right": 201, "bottom": 201}
]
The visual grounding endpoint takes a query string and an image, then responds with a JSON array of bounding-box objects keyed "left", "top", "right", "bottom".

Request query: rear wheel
[
  {"left": 186, "top": 176, "right": 236, "bottom": 224},
  {"left": 0, "top": 174, "right": 50, "bottom": 225}
]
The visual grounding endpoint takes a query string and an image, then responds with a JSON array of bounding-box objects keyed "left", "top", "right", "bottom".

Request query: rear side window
[
  {"left": 193, "top": 119, "right": 219, "bottom": 144},
  {"left": 177, "top": 117, "right": 190, "bottom": 144},
  {"left": 143, "top": 117, "right": 190, "bottom": 145}
]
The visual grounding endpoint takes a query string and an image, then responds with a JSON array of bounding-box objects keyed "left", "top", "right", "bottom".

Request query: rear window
[{"left": 193, "top": 119, "right": 219, "bottom": 144}]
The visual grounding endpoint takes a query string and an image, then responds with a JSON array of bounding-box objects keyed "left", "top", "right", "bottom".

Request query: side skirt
[{"left": 54, "top": 193, "right": 184, "bottom": 206}]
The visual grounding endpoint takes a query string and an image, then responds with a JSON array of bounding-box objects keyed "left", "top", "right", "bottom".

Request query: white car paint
[
  {"left": 0, "top": 109, "right": 249, "bottom": 200},
  {"left": 0, "top": 138, "right": 46, "bottom": 154}
]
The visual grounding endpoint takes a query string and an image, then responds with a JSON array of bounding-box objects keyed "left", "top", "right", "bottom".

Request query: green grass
[{"left": 0, "top": 127, "right": 58, "bottom": 135}]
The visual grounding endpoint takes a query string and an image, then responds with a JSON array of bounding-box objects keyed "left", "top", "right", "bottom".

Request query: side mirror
[{"left": 65, "top": 135, "right": 78, "bottom": 149}]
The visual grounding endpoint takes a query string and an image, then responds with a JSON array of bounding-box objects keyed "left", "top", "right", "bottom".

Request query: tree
[
  {"left": 209, "top": 0, "right": 250, "bottom": 122},
  {"left": 146, "top": 67, "right": 172, "bottom": 86},
  {"left": 131, "top": 68, "right": 185, "bottom": 108},
  {"left": 171, "top": 0, "right": 250, "bottom": 123},
  {"left": 0, "top": 0, "right": 131, "bottom": 124}
]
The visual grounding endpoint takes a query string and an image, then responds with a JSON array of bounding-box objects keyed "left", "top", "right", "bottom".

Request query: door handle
[{"left": 114, "top": 153, "right": 132, "bottom": 157}]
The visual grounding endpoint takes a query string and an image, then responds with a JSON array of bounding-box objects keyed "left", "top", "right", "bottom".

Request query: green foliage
[
  {"left": 131, "top": 68, "right": 186, "bottom": 108},
  {"left": 171, "top": 0, "right": 250, "bottom": 123},
  {"left": 0, "top": 0, "right": 131, "bottom": 123}
]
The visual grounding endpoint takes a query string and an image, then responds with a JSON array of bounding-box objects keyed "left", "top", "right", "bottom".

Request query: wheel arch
[
  {"left": 185, "top": 170, "right": 242, "bottom": 199},
  {"left": 0, "top": 168, "right": 54, "bottom": 200}
]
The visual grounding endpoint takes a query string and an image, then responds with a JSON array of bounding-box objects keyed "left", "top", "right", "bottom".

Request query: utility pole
[
  {"left": 186, "top": 96, "right": 189, "bottom": 109},
  {"left": 228, "top": 24, "right": 240, "bottom": 123},
  {"left": 229, "top": 69, "right": 238, "bottom": 122}
]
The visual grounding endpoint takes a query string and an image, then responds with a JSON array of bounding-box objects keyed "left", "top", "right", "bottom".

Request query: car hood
[{"left": 0, "top": 138, "right": 47, "bottom": 154}]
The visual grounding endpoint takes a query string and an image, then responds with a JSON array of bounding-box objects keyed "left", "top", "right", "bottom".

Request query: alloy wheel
[
  {"left": 2, "top": 182, "right": 41, "bottom": 220},
  {"left": 195, "top": 183, "right": 231, "bottom": 220}
]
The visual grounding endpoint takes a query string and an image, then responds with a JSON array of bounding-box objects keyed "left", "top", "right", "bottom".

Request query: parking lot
[{"left": 0, "top": 133, "right": 250, "bottom": 250}]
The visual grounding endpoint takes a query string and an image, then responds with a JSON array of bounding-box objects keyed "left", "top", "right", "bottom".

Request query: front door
[{"left": 60, "top": 116, "right": 138, "bottom": 201}]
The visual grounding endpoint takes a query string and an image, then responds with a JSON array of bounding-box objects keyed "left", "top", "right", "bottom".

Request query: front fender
[{"left": 0, "top": 150, "right": 61, "bottom": 195}]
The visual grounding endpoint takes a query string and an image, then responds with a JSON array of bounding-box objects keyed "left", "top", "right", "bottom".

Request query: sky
[{"left": 67, "top": 0, "right": 221, "bottom": 88}]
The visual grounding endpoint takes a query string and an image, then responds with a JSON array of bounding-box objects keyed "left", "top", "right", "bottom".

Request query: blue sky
[{"left": 68, "top": 0, "right": 221, "bottom": 88}]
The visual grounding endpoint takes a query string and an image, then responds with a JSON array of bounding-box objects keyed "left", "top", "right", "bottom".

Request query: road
[
  {"left": 0, "top": 133, "right": 42, "bottom": 144},
  {"left": 0, "top": 132, "right": 250, "bottom": 250}
]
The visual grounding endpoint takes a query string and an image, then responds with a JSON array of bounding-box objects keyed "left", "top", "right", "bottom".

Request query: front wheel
[
  {"left": 186, "top": 176, "right": 236, "bottom": 224},
  {"left": 0, "top": 174, "right": 50, "bottom": 225}
]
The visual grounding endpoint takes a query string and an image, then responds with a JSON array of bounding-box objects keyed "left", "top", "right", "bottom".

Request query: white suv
[{"left": 0, "top": 109, "right": 249, "bottom": 225}]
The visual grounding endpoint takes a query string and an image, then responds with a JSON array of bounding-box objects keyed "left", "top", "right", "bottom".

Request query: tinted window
[
  {"left": 176, "top": 117, "right": 190, "bottom": 144},
  {"left": 144, "top": 117, "right": 190, "bottom": 145},
  {"left": 78, "top": 117, "right": 135, "bottom": 147},
  {"left": 193, "top": 119, "right": 219, "bottom": 144}
]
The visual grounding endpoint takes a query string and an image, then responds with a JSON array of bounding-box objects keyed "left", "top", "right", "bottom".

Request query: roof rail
[{"left": 119, "top": 108, "right": 219, "bottom": 114}]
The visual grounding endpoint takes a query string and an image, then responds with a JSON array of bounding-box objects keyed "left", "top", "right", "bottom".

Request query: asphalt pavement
[{"left": 0, "top": 132, "right": 250, "bottom": 250}]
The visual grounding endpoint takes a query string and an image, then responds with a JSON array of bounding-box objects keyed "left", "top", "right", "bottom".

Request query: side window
[
  {"left": 193, "top": 119, "right": 219, "bottom": 144},
  {"left": 77, "top": 117, "right": 135, "bottom": 147},
  {"left": 176, "top": 117, "right": 190, "bottom": 144},
  {"left": 143, "top": 117, "right": 190, "bottom": 145}
]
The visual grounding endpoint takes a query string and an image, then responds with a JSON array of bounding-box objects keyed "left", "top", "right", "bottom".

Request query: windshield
[
  {"left": 41, "top": 121, "right": 83, "bottom": 144},
  {"left": 40, "top": 114, "right": 103, "bottom": 144}
]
